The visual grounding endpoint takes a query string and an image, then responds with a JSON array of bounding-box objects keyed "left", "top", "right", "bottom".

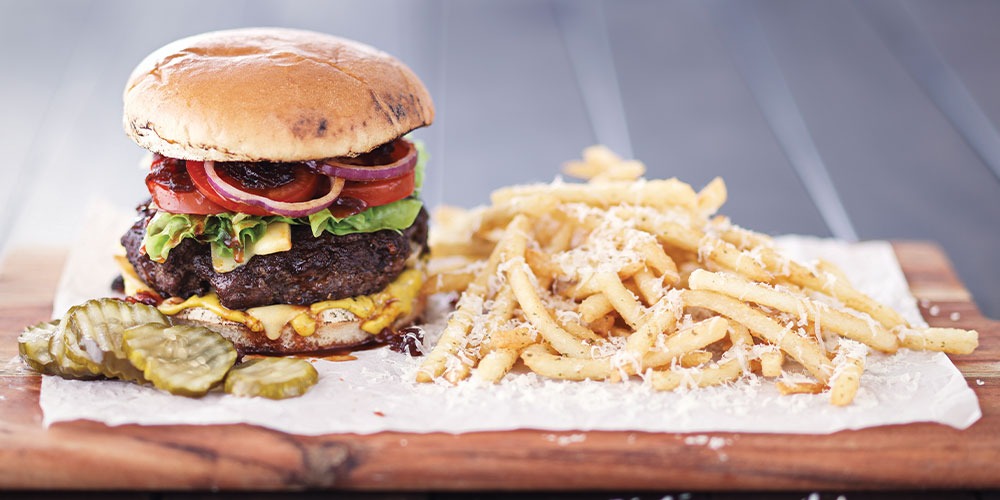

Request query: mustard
[{"left": 158, "top": 293, "right": 265, "bottom": 333}]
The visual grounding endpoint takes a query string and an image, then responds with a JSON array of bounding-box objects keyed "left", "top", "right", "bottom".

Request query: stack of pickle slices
[{"left": 18, "top": 298, "right": 318, "bottom": 399}]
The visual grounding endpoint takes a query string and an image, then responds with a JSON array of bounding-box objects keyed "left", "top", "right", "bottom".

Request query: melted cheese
[
  {"left": 155, "top": 269, "right": 424, "bottom": 339},
  {"left": 211, "top": 222, "right": 292, "bottom": 273},
  {"left": 114, "top": 255, "right": 156, "bottom": 297},
  {"left": 159, "top": 293, "right": 264, "bottom": 333},
  {"left": 311, "top": 268, "right": 424, "bottom": 334},
  {"left": 246, "top": 304, "right": 308, "bottom": 340}
]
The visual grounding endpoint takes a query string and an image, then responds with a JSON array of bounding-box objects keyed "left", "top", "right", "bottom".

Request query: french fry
[
  {"left": 711, "top": 218, "right": 774, "bottom": 250},
  {"left": 694, "top": 236, "right": 773, "bottom": 283},
  {"left": 421, "top": 270, "right": 476, "bottom": 295},
  {"left": 678, "top": 350, "right": 713, "bottom": 368},
  {"left": 446, "top": 286, "right": 520, "bottom": 383},
  {"left": 557, "top": 315, "right": 604, "bottom": 342},
  {"left": 776, "top": 380, "right": 826, "bottom": 395},
  {"left": 755, "top": 247, "right": 907, "bottom": 330},
  {"left": 624, "top": 296, "right": 678, "bottom": 360},
  {"left": 473, "top": 348, "right": 520, "bottom": 384},
  {"left": 579, "top": 293, "right": 614, "bottom": 323},
  {"left": 681, "top": 290, "right": 834, "bottom": 383},
  {"left": 830, "top": 355, "right": 865, "bottom": 406},
  {"left": 525, "top": 248, "right": 559, "bottom": 290},
  {"left": 758, "top": 348, "right": 784, "bottom": 378},
  {"left": 568, "top": 261, "right": 646, "bottom": 298},
  {"left": 521, "top": 344, "right": 614, "bottom": 381},
  {"left": 650, "top": 356, "right": 746, "bottom": 391},
  {"left": 688, "top": 269, "right": 899, "bottom": 353},
  {"left": 429, "top": 205, "right": 478, "bottom": 240},
  {"left": 482, "top": 326, "right": 536, "bottom": 352},
  {"left": 727, "top": 322, "right": 754, "bottom": 348},
  {"left": 898, "top": 327, "right": 979, "bottom": 355},
  {"left": 631, "top": 268, "right": 665, "bottom": 306},
  {"left": 416, "top": 287, "right": 484, "bottom": 383},
  {"left": 696, "top": 177, "right": 727, "bottom": 216},
  {"left": 630, "top": 236, "right": 677, "bottom": 279},
  {"left": 642, "top": 317, "right": 729, "bottom": 369},
  {"left": 613, "top": 206, "right": 772, "bottom": 282},
  {"left": 815, "top": 258, "right": 850, "bottom": 284},
  {"left": 429, "top": 239, "right": 495, "bottom": 259},
  {"left": 595, "top": 271, "right": 646, "bottom": 329},
  {"left": 544, "top": 222, "right": 574, "bottom": 253},
  {"left": 491, "top": 179, "right": 699, "bottom": 211},
  {"left": 563, "top": 145, "right": 646, "bottom": 182},
  {"left": 475, "top": 195, "right": 559, "bottom": 237}
]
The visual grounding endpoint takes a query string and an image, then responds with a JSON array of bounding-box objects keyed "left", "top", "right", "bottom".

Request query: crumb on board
[{"left": 543, "top": 433, "right": 587, "bottom": 446}]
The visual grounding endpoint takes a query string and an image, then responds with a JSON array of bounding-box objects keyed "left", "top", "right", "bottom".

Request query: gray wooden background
[{"left": 0, "top": 0, "right": 997, "bottom": 318}]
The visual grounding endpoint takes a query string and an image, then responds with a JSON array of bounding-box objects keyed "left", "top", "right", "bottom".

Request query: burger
[{"left": 116, "top": 28, "right": 434, "bottom": 354}]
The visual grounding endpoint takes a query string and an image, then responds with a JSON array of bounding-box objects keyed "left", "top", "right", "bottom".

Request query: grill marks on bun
[{"left": 123, "top": 28, "right": 434, "bottom": 163}]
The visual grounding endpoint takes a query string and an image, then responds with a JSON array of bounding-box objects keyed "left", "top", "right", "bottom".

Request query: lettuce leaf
[
  {"left": 303, "top": 198, "right": 423, "bottom": 237},
  {"left": 144, "top": 197, "right": 423, "bottom": 263},
  {"left": 413, "top": 139, "right": 427, "bottom": 197}
]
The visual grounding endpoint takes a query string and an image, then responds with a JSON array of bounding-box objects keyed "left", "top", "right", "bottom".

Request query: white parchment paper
[{"left": 40, "top": 200, "right": 981, "bottom": 434}]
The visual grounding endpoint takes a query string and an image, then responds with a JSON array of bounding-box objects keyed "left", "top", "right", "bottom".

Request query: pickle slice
[
  {"left": 19, "top": 321, "right": 60, "bottom": 373},
  {"left": 224, "top": 357, "right": 319, "bottom": 400},
  {"left": 61, "top": 298, "right": 168, "bottom": 382},
  {"left": 17, "top": 321, "right": 94, "bottom": 378},
  {"left": 123, "top": 323, "right": 237, "bottom": 397},
  {"left": 47, "top": 319, "right": 105, "bottom": 378}
]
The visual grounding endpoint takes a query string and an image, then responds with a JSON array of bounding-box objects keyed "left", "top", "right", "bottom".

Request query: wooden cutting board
[{"left": 0, "top": 242, "right": 997, "bottom": 491}]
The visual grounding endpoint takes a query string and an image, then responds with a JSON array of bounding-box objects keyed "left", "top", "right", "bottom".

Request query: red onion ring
[
  {"left": 315, "top": 139, "right": 417, "bottom": 181},
  {"left": 203, "top": 162, "right": 346, "bottom": 217}
]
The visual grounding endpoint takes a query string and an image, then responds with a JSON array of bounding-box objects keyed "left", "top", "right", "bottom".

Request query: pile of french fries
[{"left": 416, "top": 146, "right": 979, "bottom": 406}]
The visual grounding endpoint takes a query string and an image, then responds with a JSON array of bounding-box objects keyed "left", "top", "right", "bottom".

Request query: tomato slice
[
  {"left": 340, "top": 170, "right": 416, "bottom": 208},
  {"left": 148, "top": 182, "right": 228, "bottom": 215},
  {"left": 215, "top": 162, "right": 320, "bottom": 202},
  {"left": 186, "top": 161, "right": 321, "bottom": 216},
  {"left": 146, "top": 156, "right": 227, "bottom": 215}
]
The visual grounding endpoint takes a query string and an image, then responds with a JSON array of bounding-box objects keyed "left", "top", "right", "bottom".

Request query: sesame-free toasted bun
[{"left": 124, "top": 28, "right": 434, "bottom": 162}]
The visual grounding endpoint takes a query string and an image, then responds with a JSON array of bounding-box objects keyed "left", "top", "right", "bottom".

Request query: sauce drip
[
  {"left": 125, "top": 291, "right": 164, "bottom": 306},
  {"left": 376, "top": 326, "right": 425, "bottom": 356},
  {"left": 146, "top": 155, "right": 196, "bottom": 192},
  {"left": 216, "top": 162, "right": 298, "bottom": 190},
  {"left": 334, "top": 140, "right": 399, "bottom": 166},
  {"left": 327, "top": 196, "right": 368, "bottom": 218},
  {"left": 110, "top": 275, "right": 125, "bottom": 294}
]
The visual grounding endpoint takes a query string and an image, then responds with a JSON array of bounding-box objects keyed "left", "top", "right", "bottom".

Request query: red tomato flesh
[
  {"left": 146, "top": 156, "right": 227, "bottom": 215},
  {"left": 186, "top": 161, "right": 321, "bottom": 216},
  {"left": 341, "top": 170, "right": 416, "bottom": 208}
]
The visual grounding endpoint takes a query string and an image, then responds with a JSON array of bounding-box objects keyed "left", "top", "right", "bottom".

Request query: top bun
[{"left": 123, "top": 28, "right": 434, "bottom": 162}]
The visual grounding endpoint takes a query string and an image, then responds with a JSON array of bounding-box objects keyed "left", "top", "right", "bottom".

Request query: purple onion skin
[
  {"left": 203, "top": 162, "right": 346, "bottom": 217},
  {"left": 315, "top": 141, "right": 417, "bottom": 181}
]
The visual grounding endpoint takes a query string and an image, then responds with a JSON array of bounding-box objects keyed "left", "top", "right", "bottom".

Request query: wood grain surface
[{"left": 0, "top": 242, "right": 997, "bottom": 491}]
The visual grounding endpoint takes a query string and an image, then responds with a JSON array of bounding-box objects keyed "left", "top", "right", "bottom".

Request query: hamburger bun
[
  {"left": 119, "top": 28, "right": 433, "bottom": 355},
  {"left": 123, "top": 27, "right": 434, "bottom": 162}
]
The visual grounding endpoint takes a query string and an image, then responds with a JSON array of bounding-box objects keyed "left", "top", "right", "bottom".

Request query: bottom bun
[{"left": 170, "top": 298, "right": 425, "bottom": 355}]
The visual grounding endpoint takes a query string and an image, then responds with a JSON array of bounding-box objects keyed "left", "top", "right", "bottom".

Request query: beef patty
[{"left": 122, "top": 203, "right": 428, "bottom": 310}]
